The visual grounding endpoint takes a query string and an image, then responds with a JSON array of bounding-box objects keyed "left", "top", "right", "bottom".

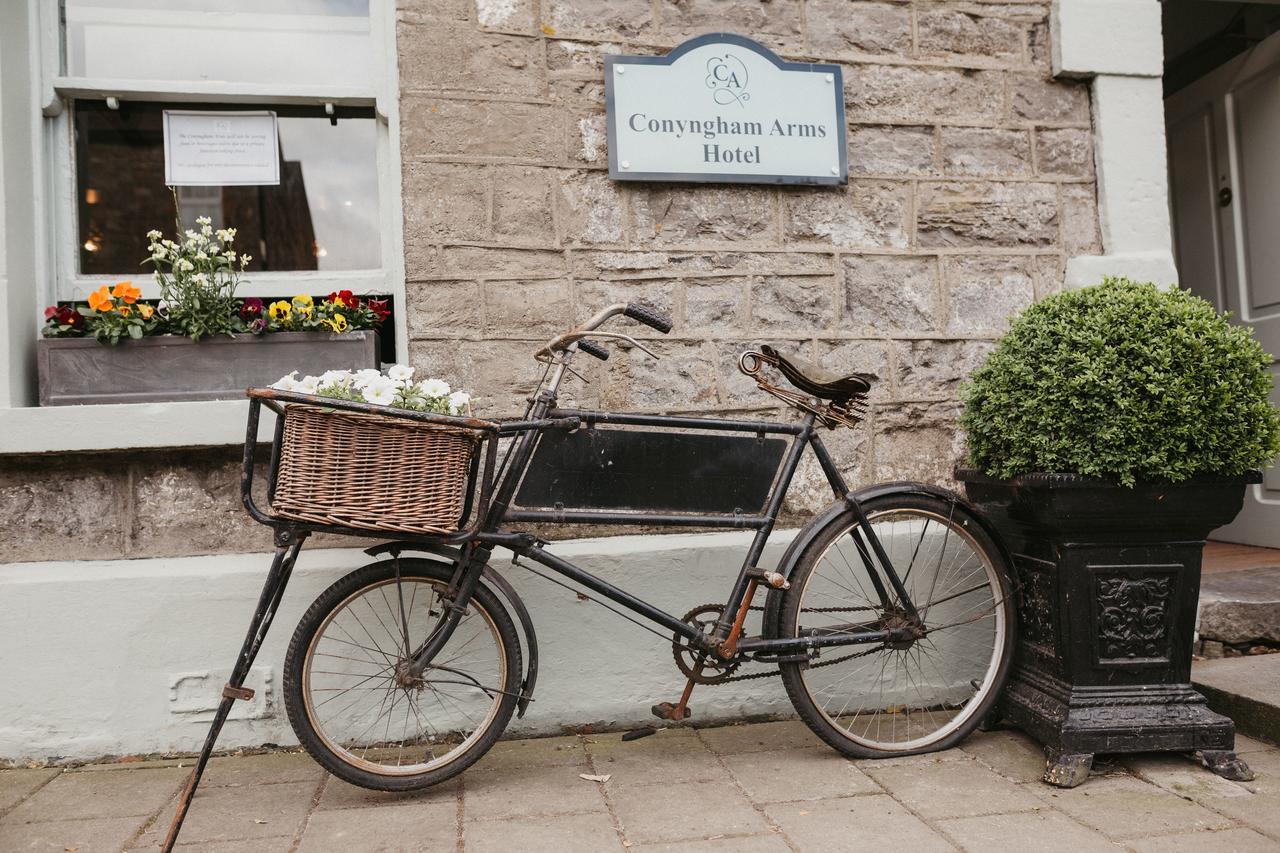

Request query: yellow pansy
[
  {"left": 269, "top": 300, "right": 292, "bottom": 320},
  {"left": 325, "top": 313, "right": 349, "bottom": 333},
  {"left": 292, "top": 293, "right": 314, "bottom": 308}
]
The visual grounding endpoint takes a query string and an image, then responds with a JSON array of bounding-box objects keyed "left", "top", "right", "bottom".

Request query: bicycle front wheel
[
  {"left": 283, "top": 558, "right": 522, "bottom": 791},
  {"left": 780, "top": 492, "right": 1015, "bottom": 758}
]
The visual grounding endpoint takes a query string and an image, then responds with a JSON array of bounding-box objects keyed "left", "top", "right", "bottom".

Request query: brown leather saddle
[{"left": 759, "top": 345, "right": 874, "bottom": 402}]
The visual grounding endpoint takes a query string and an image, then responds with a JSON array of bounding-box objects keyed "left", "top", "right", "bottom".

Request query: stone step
[
  {"left": 1192, "top": 654, "right": 1280, "bottom": 746},
  {"left": 1197, "top": 564, "right": 1280, "bottom": 648}
]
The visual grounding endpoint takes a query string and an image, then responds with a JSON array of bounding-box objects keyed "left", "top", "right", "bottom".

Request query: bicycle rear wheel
[
  {"left": 779, "top": 492, "right": 1015, "bottom": 758},
  {"left": 283, "top": 558, "right": 521, "bottom": 791}
]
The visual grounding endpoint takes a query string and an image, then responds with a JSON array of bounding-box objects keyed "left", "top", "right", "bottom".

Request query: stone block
[
  {"left": 916, "top": 6, "right": 1025, "bottom": 64},
  {"left": 1010, "top": 75, "right": 1092, "bottom": 123},
  {"left": 871, "top": 401, "right": 965, "bottom": 486},
  {"left": 493, "top": 165, "right": 556, "bottom": 242},
  {"left": 402, "top": 162, "right": 490, "bottom": 242},
  {"left": 548, "top": 77, "right": 606, "bottom": 107},
  {"left": 399, "top": 0, "right": 470, "bottom": 20},
  {"left": 848, "top": 125, "right": 937, "bottom": 176},
  {"left": 938, "top": 811, "right": 1120, "bottom": 853},
  {"left": 558, "top": 170, "right": 625, "bottom": 245},
  {"left": 569, "top": 112, "right": 607, "bottom": 164},
  {"left": 546, "top": 39, "right": 636, "bottom": 76},
  {"left": 783, "top": 422, "right": 869, "bottom": 514},
  {"left": 812, "top": 339, "right": 892, "bottom": 406},
  {"left": 440, "top": 246, "right": 568, "bottom": 279},
  {"left": 1035, "top": 253, "right": 1065, "bottom": 298},
  {"left": 0, "top": 457, "right": 128, "bottom": 562},
  {"left": 401, "top": 96, "right": 563, "bottom": 162},
  {"left": 944, "top": 254, "right": 1036, "bottom": 333},
  {"left": 864, "top": 755, "right": 1043, "bottom": 819},
  {"left": 916, "top": 181, "right": 1059, "bottom": 248},
  {"left": 398, "top": 20, "right": 543, "bottom": 97},
  {"left": 783, "top": 181, "right": 911, "bottom": 249},
  {"left": 483, "top": 278, "right": 574, "bottom": 335},
  {"left": 1029, "top": 20, "right": 1051, "bottom": 68},
  {"left": 842, "top": 254, "right": 940, "bottom": 333},
  {"left": 404, "top": 242, "right": 439, "bottom": 280},
  {"left": 406, "top": 280, "right": 483, "bottom": 335},
  {"left": 686, "top": 278, "right": 748, "bottom": 330},
  {"left": 129, "top": 449, "right": 272, "bottom": 558},
  {"left": 573, "top": 250, "right": 834, "bottom": 281},
  {"left": 724, "top": 748, "right": 879, "bottom": 802},
  {"left": 475, "top": 0, "right": 535, "bottom": 33},
  {"left": 806, "top": 0, "right": 912, "bottom": 57},
  {"left": 574, "top": 278, "right": 678, "bottom": 325},
  {"left": 1060, "top": 183, "right": 1103, "bottom": 255},
  {"left": 764, "top": 795, "right": 954, "bottom": 853},
  {"left": 846, "top": 65, "right": 1004, "bottom": 123},
  {"left": 892, "top": 339, "right": 994, "bottom": 400},
  {"left": 713, "top": 339, "right": 785, "bottom": 411},
  {"left": 598, "top": 341, "right": 720, "bottom": 411},
  {"left": 751, "top": 275, "right": 837, "bottom": 331},
  {"left": 542, "top": 0, "right": 653, "bottom": 40},
  {"left": 660, "top": 0, "right": 803, "bottom": 51},
  {"left": 410, "top": 340, "right": 549, "bottom": 415},
  {"left": 608, "top": 779, "right": 769, "bottom": 844},
  {"left": 940, "top": 127, "right": 1032, "bottom": 177},
  {"left": 631, "top": 186, "right": 777, "bottom": 245},
  {"left": 1036, "top": 127, "right": 1094, "bottom": 177}
]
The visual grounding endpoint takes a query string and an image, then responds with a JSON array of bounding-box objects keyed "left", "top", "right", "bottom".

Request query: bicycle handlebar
[
  {"left": 576, "top": 339, "right": 610, "bottom": 361},
  {"left": 623, "top": 302, "right": 672, "bottom": 334}
]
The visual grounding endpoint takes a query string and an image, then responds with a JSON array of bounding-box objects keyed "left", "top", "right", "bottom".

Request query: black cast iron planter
[{"left": 957, "top": 469, "right": 1263, "bottom": 787}]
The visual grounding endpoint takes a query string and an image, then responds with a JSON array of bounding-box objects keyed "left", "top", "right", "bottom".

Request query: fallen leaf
[
  {"left": 798, "top": 810, "right": 810, "bottom": 816},
  {"left": 254, "top": 819, "right": 268, "bottom": 824},
  {"left": 579, "top": 773, "right": 612, "bottom": 783}
]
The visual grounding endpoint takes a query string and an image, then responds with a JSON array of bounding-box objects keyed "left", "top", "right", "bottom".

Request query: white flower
[
  {"left": 146, "top": 229, "right": 162, "bottom": 241},
  {"left": 447, "top": 390, "right": 471, "bottom": 414},
  {"left": 351, "top": 368, "right": 383, "bottom": 389},
  {"left": 185, "top": 229, "right": 198, "bottom": 241},
  {"left": 195, "top": 251, "right": 208, "bottom": 261},
  {"left": 297, "top": 375, "right": 321, "bottom": 394},
  {"left": 196, "top": 216, "right": 211, "bottom": 226},
  {"left": 216, "top": 228, "right": 236, "bottom": 243},
  {"left": 241, "top": 255, "right": 253, "bottom": 265},
  {"left": 418, "top": 378, "right": 451, "bottom": 398},
  {"left": 318, "top": 369, "right": 353, "bottom": 387},
  {"left": 225, "top": 251, "right": 236, "bottom": 261},
  {"left": 272, "top": 371, "right": 299, "bottom": 391},
  {"left": 362, "top": 377, "right": 398, "bottom": 406},
  {"left": 178, "top": 259, "right": 194, "bottom": 272},
  {"left": 387, "top": 363, "right": 414, "bottom": 381}
]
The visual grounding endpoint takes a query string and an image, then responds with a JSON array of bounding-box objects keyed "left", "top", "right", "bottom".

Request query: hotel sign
[{"left": 605, "top": 34, "right": 847, "bottom": 186}]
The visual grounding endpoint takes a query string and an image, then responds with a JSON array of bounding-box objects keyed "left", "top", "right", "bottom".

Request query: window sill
[{"left": 0, "top": 399, "right": 271, "bottom": 455}]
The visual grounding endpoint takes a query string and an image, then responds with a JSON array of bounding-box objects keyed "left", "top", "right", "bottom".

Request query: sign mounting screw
[
  {"left": 616, "top": 66, "right": 625, "bottom": 75},
  {"left": 622, "top": 160, "right": 631, "bottom": 169},
  {"left": 825, "top": 74, "right": 833, "bottom": 83},
  {"left": 830, "top": 166, "right": 839, "bottom": 174}
]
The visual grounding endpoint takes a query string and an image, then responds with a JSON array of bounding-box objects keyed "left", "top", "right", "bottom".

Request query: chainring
[{"left": 672, "top": 604, "right": 741, "bottom": 685}]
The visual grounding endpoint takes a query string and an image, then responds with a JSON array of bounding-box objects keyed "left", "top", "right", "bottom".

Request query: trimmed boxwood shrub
[{"left": 961, "top": 277, "right": 1280, "bottom": 486}]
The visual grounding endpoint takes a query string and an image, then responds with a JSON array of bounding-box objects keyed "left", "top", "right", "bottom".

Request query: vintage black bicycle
[{"left": 165, "top": 302, "right": 1015, "bottom": 848}]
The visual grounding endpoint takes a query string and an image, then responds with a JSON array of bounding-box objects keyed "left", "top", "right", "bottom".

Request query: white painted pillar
[{"left": 1051, "top": 0, "right": 1179, "bottom": 288}]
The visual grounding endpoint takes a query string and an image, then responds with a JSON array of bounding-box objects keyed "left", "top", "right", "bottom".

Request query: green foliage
[{"left": 960, "top": 277, "right": 1280, "bottom": 486}]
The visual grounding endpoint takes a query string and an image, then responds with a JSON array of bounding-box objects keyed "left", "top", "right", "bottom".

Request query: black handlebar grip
[
  {"left": 576, "top": 339, "right": 610, "bottom": 361},
  {"left": 623, "top": 302, "right": 673, "bottom": 334}
]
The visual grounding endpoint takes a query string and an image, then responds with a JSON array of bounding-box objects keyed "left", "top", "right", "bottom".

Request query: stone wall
[
  {"left": 2, "top": 0, "right": 1100, "bottom": 564},
  {"left": 395, "top": 0, "right": 1099, "bottom": 514}
]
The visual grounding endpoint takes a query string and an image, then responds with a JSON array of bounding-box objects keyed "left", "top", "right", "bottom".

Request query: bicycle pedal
[{"left": 650, "top": 702, "right": 692, "bottom": 721}]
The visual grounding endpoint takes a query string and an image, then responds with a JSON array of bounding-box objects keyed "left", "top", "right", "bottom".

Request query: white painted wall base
[{"left": 0, "top": 531, "right": 799, "bottom": 763}]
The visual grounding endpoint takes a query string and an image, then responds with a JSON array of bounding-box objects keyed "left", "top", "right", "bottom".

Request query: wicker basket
[{"left": 270, "top": 404, "right": 484, "bottom": 535}]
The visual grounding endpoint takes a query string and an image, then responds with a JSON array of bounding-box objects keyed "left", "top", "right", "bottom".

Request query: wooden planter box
[{"left": 37, "top": 331, "right": 380, "bottom": 406}]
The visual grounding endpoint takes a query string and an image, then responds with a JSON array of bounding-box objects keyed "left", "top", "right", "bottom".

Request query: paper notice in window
[{"left": 163, "top": 110, "right": 281, "bottom": 186}]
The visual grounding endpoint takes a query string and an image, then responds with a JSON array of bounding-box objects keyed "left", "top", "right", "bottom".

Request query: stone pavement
[{"left": 2, "top": 721, "right": 1279, "bottom": 852}]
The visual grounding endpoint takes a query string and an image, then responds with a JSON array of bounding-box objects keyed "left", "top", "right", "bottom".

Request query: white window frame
[{"left": 0, "top": 0, "right": 406, "bottom": 449}]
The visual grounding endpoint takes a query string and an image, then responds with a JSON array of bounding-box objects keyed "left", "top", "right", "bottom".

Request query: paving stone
[
  {"left": 0, "top": 768, "right": 58, "bottom": 813},
  {"left": 475, "top": 735, "right": 588, "bottom": 771},
  {"left": 466, "top": 810, "right": 622, "bottom": 852},
  {"left": 200, "top": 751, "right": 325, "bottom": 788},
  {"left": 5, "top": 767, "right": 183, "bottom": 823},
  {"left": 632, "top": 834, "right": 792, "bottom": 853},
  {"left": 958, "top": 729, "right": 1050, "bottom": 783},
  {"left": 464, "top": 762, "right": 608, "bottom": 820},
  {"left": 1125, "top": 826, "right": 1280, "bottom": 853},
  {"left": 609, "top": 779, "right": 768, "bottom": 844},
  {"left": 586, "top": 729, "right": 719, "bottom": 783},
  {"left": 316, "top": 776, "right": 458, "bottom": 811},
  {"left": 722, "top": 747, "right": 879, "bottom": 802},
  {"left": 139, "top": 780, "right": 316, "bottom": 847},
  {"left": 133, "top": 835, "right": 295, "bottom": 851},
  {"left": 0, "top": 815, "right": 149, "bottom": 852},
  {"left": 695, "top": 720, "right": 821, "bottom": 755},
  {"left": 1122, "top": 753, "right": 1256, "bottom": 802},
  {"left": 298, "top": 801, "right": 456, "bottom": 852},
  {"left": 863, "top": 755, "right": 1043, "bottom": 819},
  {"left": 1032, "top": 774, "right": 1231, "bottom": 840},
  {"left": 1234, "top": 735, "right": 1275, "bottom": 754},
  {"left": 936, "top": 809, "right": 1121, "bottom": 853},
  {"left": 764, "top": 794, "right": 954, "bottom": 852}
]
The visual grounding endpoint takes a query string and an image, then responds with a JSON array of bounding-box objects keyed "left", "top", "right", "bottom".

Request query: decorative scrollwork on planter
[
  {"left": 1015, "top": 558, "right": 1057, "bottom": 656},
  {"left": 1095, "top": 574, "right": 1173, "bottom": 661}
]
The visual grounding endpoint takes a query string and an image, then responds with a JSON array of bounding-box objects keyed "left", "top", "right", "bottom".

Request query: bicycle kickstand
[{"left": 162, "top": 532, "right": 307, "bottom": 853}]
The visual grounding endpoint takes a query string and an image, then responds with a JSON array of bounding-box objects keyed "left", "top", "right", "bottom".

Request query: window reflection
[{"left": 75, "top": 101, "right": 380, "bottom": 274}]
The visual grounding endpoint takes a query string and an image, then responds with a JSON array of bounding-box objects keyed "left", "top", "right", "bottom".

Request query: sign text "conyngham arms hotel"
[{"left": 605, "top": 34, "right": 847, "bottom": 186}]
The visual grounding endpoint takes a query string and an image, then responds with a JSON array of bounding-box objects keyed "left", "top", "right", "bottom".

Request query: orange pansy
[
  {"left": 118, "top": 304, "right": 131, "bottom": 316},
  {"left": 111, "top": 281, "right": 140, "bottom": 304},
  {"left": 87, "top": 286, "right": 112, "bottom": 312},
  {"left": 138, "top": 304, "right": 154, "bottom": 320}
]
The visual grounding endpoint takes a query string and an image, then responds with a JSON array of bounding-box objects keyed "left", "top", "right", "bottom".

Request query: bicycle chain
[{"left": 672, "top": 604, "right": 886, "bottom": 685}]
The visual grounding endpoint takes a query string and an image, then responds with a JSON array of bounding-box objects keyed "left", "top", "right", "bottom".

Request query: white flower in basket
[{"left": 272, "top": 365, "right": 473, "bottom": 416}]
